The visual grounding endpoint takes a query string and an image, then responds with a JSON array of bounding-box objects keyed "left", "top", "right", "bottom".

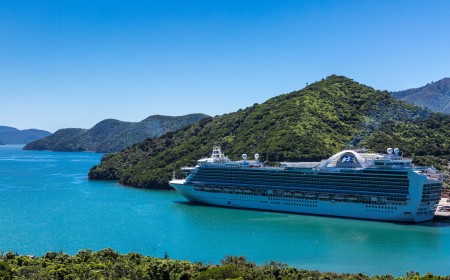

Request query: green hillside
[
  {"left": 89, "top": 76, "right": 450, "bottom": 189},
  {"left": 24, "top": 114, "right": 208, "bottom": 153}
]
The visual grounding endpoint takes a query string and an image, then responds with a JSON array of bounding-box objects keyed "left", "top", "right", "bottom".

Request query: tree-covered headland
[{"left": 89, "top": 76, "right": 450, "bottom": 189}]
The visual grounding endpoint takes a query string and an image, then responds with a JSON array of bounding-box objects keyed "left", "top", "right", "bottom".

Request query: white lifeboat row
[{"left": 192, "top": 186, "right": 397, "bottom": 202}]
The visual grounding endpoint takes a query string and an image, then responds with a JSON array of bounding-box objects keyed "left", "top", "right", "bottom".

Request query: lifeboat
[
  {"left": 283, "top": 191, "right": 293, "bottom": 196},
  {"left": 294, "top": 192, "right": 304, "bottom": 197},
  {"left": 333, "top": 195, "right": 345, "bottom": 200},
  {"left": 347, "top": 195, "right": 358, "bottom": 201},
  {"left": 305, "top": 193, "right": 316, "bottom": 198},
  {"left": 234, "top": 189, "right": 243, "bottom": 193},
  {"left": 243, "top": 189, "right": 252, "bottom": 194},
  {"left": 214, "top": 187, "right": 222, "bottom": 192}
]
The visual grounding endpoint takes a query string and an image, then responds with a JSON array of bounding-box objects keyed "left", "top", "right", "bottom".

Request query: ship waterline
[{"left": 170, "top": 147, "right": 443, "bottom": 223}]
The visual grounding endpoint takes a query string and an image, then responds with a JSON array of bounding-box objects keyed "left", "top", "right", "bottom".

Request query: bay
[{"left": 0, "top": 145, "right": 449, "bottom": 276}]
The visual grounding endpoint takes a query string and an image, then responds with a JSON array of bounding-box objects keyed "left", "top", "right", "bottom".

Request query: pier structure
[{"left": 434, "top": 198, "right": 450, "bottom": 222}]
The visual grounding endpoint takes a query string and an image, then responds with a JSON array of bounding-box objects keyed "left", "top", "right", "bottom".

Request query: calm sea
[{"left": 1, "top": 145, "right": 449, "bottom": 276}]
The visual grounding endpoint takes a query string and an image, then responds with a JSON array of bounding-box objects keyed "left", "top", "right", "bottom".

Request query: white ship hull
[
  {"left": 170, "top": 180, "right": 435, "bottom": 223},
  {"left": 169, "top": 147, "right": 443, "bottom": 223}
]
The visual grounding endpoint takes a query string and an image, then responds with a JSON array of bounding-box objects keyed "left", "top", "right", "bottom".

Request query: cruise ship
[{"left": 169, "top": 147, "right": 443, "bottom": 222}]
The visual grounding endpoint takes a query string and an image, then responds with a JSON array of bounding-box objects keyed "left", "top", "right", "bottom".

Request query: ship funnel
[
  {"left": 394, "top": 148, "right": 400, "bottom": 155},
  {"left": 254, "top": 153, "right": 260, "bottom": 161},
  {"left": 242, "top": 154, "right": 247, "bottom": 161},
  {"left": 387, "top": 148, "right": 393, "bottom": 155}
]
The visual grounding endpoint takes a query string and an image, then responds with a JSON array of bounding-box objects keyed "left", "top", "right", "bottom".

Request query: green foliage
[
  {"left": 194, "top": 264, "right": 243, "bottom": 280},
  {"left": 24, "top": 114, "right": 209, "bottom": 153},
  {"left": 89, "top": 75, "right": 450, "bottom": 189},
  {"left": 0, "top": 261, "right": 12, "bottom": 280},
  {"left": 0, "top": 250, "right": 448, "bottom": 280}
]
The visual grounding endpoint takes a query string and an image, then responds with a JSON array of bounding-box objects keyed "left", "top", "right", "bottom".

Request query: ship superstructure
[{"left": 169, "top": 147, "right": 443, "bottom": 222}]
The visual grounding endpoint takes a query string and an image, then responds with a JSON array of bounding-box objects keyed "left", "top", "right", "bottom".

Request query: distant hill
[
  {"left": 89, "top": 75, "right": 450, "bottom": 189},
  {"left": 391, "top": 78, "right": 450, "bottom": 114},
  {"left": 24, "top": 128, "right": 88, "bottom": 151},
  {"left": 0, "top": 126, "right": 51, "bottom": 144},
  {"left": 24, "top": 114, "right": 209, "bottom": 153},
  {"left": 0, "top": 126, "right": 18, "bottom": 134}
]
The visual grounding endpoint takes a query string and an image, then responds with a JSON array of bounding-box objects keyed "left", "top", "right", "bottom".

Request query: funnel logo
[{"left": 341, "top": 155, "right": 355, "bottom": 163}]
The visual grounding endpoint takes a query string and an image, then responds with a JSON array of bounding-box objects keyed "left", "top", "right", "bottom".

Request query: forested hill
[
  {"left": 24, "top": 114, "right": 208, "bottom": 153},
  {"left": 89, "top": 75, "right": 450, "bottom": 189},
  {"left": 391, "top": 78, "right": 450, "bottom": 114}
]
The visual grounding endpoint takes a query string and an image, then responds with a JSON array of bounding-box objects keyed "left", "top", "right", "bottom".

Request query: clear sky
[{"left": 1, "top": 0, "right": 449, "bottom": 132}]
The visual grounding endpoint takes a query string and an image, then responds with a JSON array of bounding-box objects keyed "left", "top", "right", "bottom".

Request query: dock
[{"left": 434, "top": 198, "right": 450, "bottom": 222}]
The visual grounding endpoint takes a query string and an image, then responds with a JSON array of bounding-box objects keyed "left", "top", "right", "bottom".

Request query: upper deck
[{"left": 190, "top": 147, "right": 443, "bottom": 183}]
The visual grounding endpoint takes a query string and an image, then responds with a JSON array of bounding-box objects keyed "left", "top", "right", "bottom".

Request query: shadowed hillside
[
  {"left": 391, "top": 78, "right": 450, "bottom": 114},
  {"left": 24, "top": 114, "right": 209, "bottom": 153}
]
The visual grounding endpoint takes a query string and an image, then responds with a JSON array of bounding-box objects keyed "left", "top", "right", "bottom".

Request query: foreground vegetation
[
  {"left": 89, "top": 75, "right": 450, "bottom": 189},
  {"left": 0, "top": 249, "right": 448, "bottom": 280}
]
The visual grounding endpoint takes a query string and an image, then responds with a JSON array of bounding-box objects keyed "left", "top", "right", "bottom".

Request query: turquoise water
[{"left": 1, "top": 145, "right": 449, "bottom": 276}]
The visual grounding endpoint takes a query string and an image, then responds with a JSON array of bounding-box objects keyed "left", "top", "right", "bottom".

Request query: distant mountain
[
  {"left": 24, "top": 114, "right": 209, "bottom": 153},
  {"left": 0, "top": 126, "right": 18, "bottom": 134},
  {"left": 0, "top": 126, "right": 51, "bottom": 144},
  {"left": 391, "top": 78, "right": 450, "bottom": 114},
  {"left": 89, "top": 75, "right": 450, "bottom": 189}
]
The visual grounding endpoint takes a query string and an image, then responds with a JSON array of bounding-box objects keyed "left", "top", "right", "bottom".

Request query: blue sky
[{"left": 1, "top": 1, "right": 449, "bottom": 132}]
